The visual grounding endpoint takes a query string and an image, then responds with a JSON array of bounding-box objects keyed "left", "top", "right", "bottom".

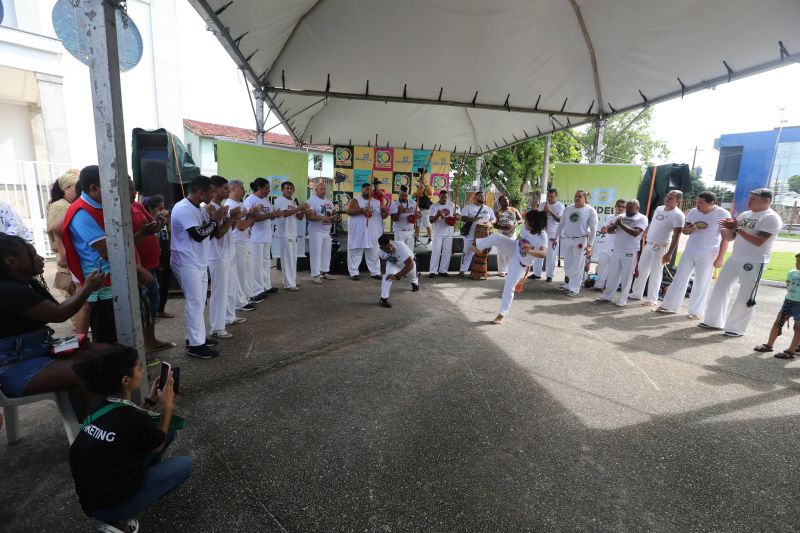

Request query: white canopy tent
[{"left": 189, "top": 0, "right": 799, "bottom": 154}]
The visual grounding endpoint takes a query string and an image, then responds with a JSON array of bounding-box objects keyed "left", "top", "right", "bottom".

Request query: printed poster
[
  {"left": 334, "top": 145, "right": 353, "bottom": 169},
  {"left": 372, "top": 171, "right": 392, "bottom": 191},
  {"left": 354, "top": 146, "right": 374, "bottom": 170},
  {"left": 353, "top": 169, "right": 373, "bottom": 190},
  {"left": 269, "top": 175, "right": 286, "bottom": 196},
  {"left": 431, "top": 151, "right": 451, "bottom": 174},
  {"left": 412, "top": 150, "right": 432, "bottom": 173},
  {"left": 393, "top": 171, "right": 413, "bottom": 193},
  {"left": 393, "top": 149, "right": 413, "bottom": 172},
  {"left": 374, "top": 148, "right": 393, "bottom": 171},
  {"left": 430, "top": 173, "right": 450, "bottom": 193}
]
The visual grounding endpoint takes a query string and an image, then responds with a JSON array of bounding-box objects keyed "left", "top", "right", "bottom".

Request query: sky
[{"left": 175, "top": 2, "right": 800, "bottom": 187}]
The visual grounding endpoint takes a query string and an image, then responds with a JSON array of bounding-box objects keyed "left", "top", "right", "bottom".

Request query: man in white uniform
[
  {"left": 377, "top": 233, "right": 419, "bottom": 307},
  {"left": 657, "top": 191, "right": 730, "bottom": 319},
  {"left": 458, "top": 191, "right": 496, "bottom": 276},
  {"left": 596, "top": 200, "right": 648, "bottom": 307},
  {"left": 305, "top": 181, "right": 336, "bottom": 284},
  {"left": 553, "top": 190, "right": 598, "bottom": 296},
  {"left": 207, "top": 176, "right": 245, "bottom": 339},
  {"left": 170, "top": 176, "right": 224, "bottom": 359},
  {"left": 592, "top": 199, "right": 625, "bottom": 291},
  {"left": 273, "top": 181, "right": 307, "bottom": 291},
  {"left": 390, "top": 185, "right": 419, "bottom": 253},
  {"left": 243, "top": 178, "right": 282, "bottom": 301},
  {"left": 224, "top": 180, "right": 258, "bottom": 312},
  {"left": 629, "top": 190, "right": 684, "bottom": 305},
  {"left": 701, "top": 188, "right": 783, "bottom": 336},
  {"left": 347, "top": 183, "right": 384, "bottom": 280},
  {"left": 428, "top": 190, "right": 458, "bottom": 277},
  {"left": 531, "top": 188, "right": 564, "bottom": 282}
]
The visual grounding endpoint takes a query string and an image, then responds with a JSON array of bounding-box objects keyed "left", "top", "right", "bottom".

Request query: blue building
[{"left": 715, "top": 126, "right": 800, "bottom": 213}]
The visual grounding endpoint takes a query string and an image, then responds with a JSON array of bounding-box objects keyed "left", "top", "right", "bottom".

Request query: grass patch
[
  {"left": 674, "top": 251, "right": 797, "bottom": 283},
  {"left": 778, "top": 233, "right": 800, "bottom": 240}
]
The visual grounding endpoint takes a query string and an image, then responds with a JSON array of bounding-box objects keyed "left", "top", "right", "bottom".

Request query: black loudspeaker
[
  {"left": 668, "top": 164, "right": 691, "bottom": 190},
  {"left": 133, "top": 131, "right": 185, "bottom": 210}
]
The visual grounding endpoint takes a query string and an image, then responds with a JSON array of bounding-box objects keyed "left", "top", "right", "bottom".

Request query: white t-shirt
[
  {"left": 306, "top": 195, "right": 334, "bottom": 233},
  {"left": 461, "top": 203, "right": 496, "bottom": 239},
  {"left": 538, "top": 201, "right": 565, "bottom": 238},
  {"left": 683, "top": 206, "right": 730, "bottom": 255},
  {"left": 379, "top": 240, "right": 413, "bottom": 265},
  {"left": 556, "top": 204, "right": 598, "bottom": 244},
  {"left": 390, "top": 198, "right": 417, "bottom": 232},
  {"left": 170, "top": 198, "right": 211, "bottom": 270},
  {"left": 274, "top": 196, "right": 299, "bottom": 238},
  {"left": 647, "top": 206, "right": 685, "bottom": 245},
  {"left": 208, "top": 201, "right": 235, "bottom": 260},
  {"left": 596, "top": 213, "right": 618, "bottom": 253},
  {"left": 224, "top": 198, "right": 249, "bottom": 244},
  {"left": 429, "top": 201, "right": 456, "bottom": 237},
  {"left": 730, "top": 208, "right": 783, "bottom": 263},
  {"left": 243, "top": 194, "right": 273, "bottom": 243},
  {"left": 517, "top": 228, "right": 548, "bottom": 267},
  {"left": 609, "top": 212, "right": 648, "bottom": 253}
]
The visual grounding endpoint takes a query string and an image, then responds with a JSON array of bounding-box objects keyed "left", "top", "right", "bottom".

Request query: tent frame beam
[{"left": 265, "top": 86, "right": 593, "bottom": 119}]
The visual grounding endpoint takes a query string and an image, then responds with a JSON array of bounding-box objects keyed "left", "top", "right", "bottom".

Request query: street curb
[{"left": 761, "top": 280, "right": 787, "bottom": 288}]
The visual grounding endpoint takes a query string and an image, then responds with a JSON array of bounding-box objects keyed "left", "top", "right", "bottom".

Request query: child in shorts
[{"left": 754, "top": 252, "right": 800, "bottom": 359}]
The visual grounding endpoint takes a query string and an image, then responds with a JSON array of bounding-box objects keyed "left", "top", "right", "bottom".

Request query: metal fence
[{"left": 0, "top": 160, "right": 75, "bottom": 258}]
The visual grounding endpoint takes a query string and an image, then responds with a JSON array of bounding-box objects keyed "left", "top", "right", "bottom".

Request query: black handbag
[{"left": 460, "top": 205, "right": 484, "bottom": 237}]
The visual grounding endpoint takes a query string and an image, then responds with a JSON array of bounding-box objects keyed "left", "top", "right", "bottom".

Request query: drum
[{"left": 471, "top": 224, "right": 493, "bottom": 280}]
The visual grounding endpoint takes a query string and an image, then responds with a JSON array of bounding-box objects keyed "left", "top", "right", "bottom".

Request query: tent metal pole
[
  {"left": 83, "top": 0, "right": 147, "bottom": 398},
  {"left": 591, "top": 119, "right": 606, "bottom": 163},
  {"left": 254, "top": 88, "right": 265, "bottom": 144},
  {"left": 540, "top": 134, "right": 552, "bottom": 203}
]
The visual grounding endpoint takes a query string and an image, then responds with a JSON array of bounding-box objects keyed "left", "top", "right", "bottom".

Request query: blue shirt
[{"left": 68, "top": 193, "right": 112, "bottom": 302}]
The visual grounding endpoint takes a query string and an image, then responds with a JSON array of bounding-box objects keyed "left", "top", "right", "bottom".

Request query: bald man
[{"left": 595, "top": 200, "right": 648, "bottom": 307}]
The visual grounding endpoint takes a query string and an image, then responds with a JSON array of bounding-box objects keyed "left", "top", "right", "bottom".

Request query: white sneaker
[
  {"left": 321, "top": 273, "right": 335, "bottom": 280},
  {"left": 286, "top": 286, "right": 300, "bottom": 291},
  {"left": 627, "top": 294, "right": 641, "bottom": 301},
  {"left": 226, "top": 317, "right": 247, "bottom": 326},
  {"left": 210, "top": 330, "right": 233, "bottom": 339},
  {"left": 312, "top": 276, "right": 323, "bottom": 284},
  {"left": 615, "top": 301, "right": 627, "bottom": 307}
]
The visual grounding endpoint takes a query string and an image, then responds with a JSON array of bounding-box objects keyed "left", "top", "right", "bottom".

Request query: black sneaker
[
  {"left": 698, "top": 323, "right": 720, "bottom": 330},
  {"left": 266, "top": 287, "right": 279, "bottom": 293},
  {"left": 438, "top": 272, "right": 450, "bottom": 278},
  {"left": 411, "top": 283, "right": 420, "bottom": 292},
  {"left": 185, "top": 338, "right": 219, "bottom": 347},
  {"left": 237, "top": 303, "right": 256, "bottom": 312},
  {"left": 371, "top": 275, "right": 382, "bottom": 280},
  {"left": 428, "top": 273, "right": 437, "bottom": 278},
  {"left": 379, "top": 298, "right": 392, "bottom": 308},
  {"left": 186, "top": 344, "right": 220, "bottom": 359},
  {"left": 351, "top": 275, "right": 360, "bottom": 281},
  {"left": 250, "top": 293, "right": 265, "bottom": 303},
  {"left": 546, "top": 277, "right": 552, "bottom": 282},
  {"left": 528, "top": 273, "right": 541, "bottom": 280}
]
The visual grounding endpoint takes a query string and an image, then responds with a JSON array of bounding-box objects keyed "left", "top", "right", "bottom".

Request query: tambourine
[
  {"left": 407, "top": 214, "right": 417, "bottom": 224},
  {"left": 445, "top": 216, "right": 456, "bottom": 226}
]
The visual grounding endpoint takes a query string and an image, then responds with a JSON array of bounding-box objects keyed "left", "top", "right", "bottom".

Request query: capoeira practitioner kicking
[
  {"left": 471, "top": 210, "right": 548, "bottom": 324},
  {"left": 629, "top": 190, "right": 684, "bottom": 306},
  {"left": 700, "top": 188, "right": 783, "bottom": 336},
  {"left": 428, "top": 190, "right": 457, "bottom": 277},
  {"left": 530, "top": 188, "right": 564, "bottom": 282},
  {"left": 656, "top": 191, "right": 729, "bottom": 319},
  {"left": 593, "top": 199, "right": 625, "bottom": 291},
  {"left": 347, "top": 182, "right": 383, "bottom": 280},
  {"left": 552, "top": 190, "right": 598, "bottom": 296},
  {"left": 595, "top": 200, "right": 648, "bottom": 307},
  {"left": 377, "top": 233, "right": 419, "bottom": 308}
]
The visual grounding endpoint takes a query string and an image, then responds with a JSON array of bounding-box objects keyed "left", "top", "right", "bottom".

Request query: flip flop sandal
[
  {"left": 146, "top": 342, "right": 177, "bottom": 354},
  {"left": 157, "top": 311, "right": 175, "bottom": 318},
  {"left": 774, "top": 350, "right": 796, "bottom": 360},
  {"left": 753, "top": 344, "right": 774, "bottom": 353}
]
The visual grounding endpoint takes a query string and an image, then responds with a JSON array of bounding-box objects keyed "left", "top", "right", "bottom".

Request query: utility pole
[{"left": 769, "top": 107, "right": 788, "bottom": 193}]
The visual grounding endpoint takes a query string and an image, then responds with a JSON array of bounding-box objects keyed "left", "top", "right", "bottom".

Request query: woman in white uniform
[{"left": 472, "top": 210, "right": 548, "bottom": 324}]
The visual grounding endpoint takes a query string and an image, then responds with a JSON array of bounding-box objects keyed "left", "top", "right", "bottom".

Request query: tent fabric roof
[{"left": 189, "top": 0, "right": 800, "bottom": 154}]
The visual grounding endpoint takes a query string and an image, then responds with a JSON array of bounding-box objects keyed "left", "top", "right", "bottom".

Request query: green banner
[
  {"left": 217, "top": 141, "right": 308, "bottom": 202},
  {"left": 552, "top": 163, "right": 643, "bottom": 218}
]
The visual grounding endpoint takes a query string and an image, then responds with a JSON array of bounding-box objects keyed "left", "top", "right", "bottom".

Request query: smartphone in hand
[{"left": 158, "top": 362, "right": 172, "bottom": 391}]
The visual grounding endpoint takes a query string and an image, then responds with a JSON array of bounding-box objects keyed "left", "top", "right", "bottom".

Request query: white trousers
[
  {"left": 601, "top": 250, "right": 638, "bottom": 305},
  {"left": 497, "top": 245, "right": 510, "bottom": 274},
  {"left": 250, "top": 241, "right": 272, "bottom": 295},
  {"left": 208, "top": 256, "right": 236, "bottom": 332},
  {"left": 477, "top": 234, "right": 528, "bottom": 316},
  {"left": 278, "top": 237, "right": 298, "bottom": 288},
  {"left": 381, "top": 260, "right": 418, "bottom": 299},
  {"left": 630, "top": 242, "right": 668, "bottom": 303},
  {"left": 659, "top": 252, "right": 715, "bottom": 316},
  {"left": 348, "top": 247, "right": 380, "bottom": 276},
  {"left": 308, "top": 231, "right": 332, "bottom": 277},
  {"left": 532, "top": 239, "right": 557, "bottom": 278},
  {"left": 233, "top": 242, "right": 252, "bottom": 308},
  {"left": 562, "top": 238, "right": 588, "bottom": 294},
  {"left": 394, "top": 229, "right": 415, "bottom": 253},
  {"left": 460, "top": 237, "right": 476, "bottom": 272},
  {"left": 703, "top": 259, "right": 762, "bottom": 335},
  {"left": 170, "top": 260, "right": 207, "bottom": 347},
  {"left": 594, "top": 249, "right": 613, "bottom": 289},
  {"left": 430, "top": 234, "right": 453, "bottom": 273}
]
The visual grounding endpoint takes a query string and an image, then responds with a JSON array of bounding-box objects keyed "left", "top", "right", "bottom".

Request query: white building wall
[
  {"left": 307, "top": 152, "right": 333, "bottom": 179},
  {"left": 199, "top": 137, "right": 218, "bottom": 176},
  {"left": 0, "top": 101, "right": 35, "bottom": 161}
]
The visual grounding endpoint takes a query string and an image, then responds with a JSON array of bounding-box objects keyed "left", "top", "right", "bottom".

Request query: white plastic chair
[{"left": 1, "top": 389, "right": 80, "bottom": 444}]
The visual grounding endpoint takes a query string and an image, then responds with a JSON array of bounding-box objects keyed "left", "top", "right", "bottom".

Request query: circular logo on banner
[
  {"left": 743, "top": 263, "right": 753, "bottom": 271},
  {"left": 569, "top": 213, "right": 580, "bottom": 223},
  {"left": 335, "top": 147, "right": 352, "bottom": 165},
  {"left": 394, "top": 173, "right": 410, "bottom": 188},
  {"left": 376, "top": 150, "right": 391, "bottom": 164},
  {"left": 432, "top": 175, "right": 447, "bottom": 189}
]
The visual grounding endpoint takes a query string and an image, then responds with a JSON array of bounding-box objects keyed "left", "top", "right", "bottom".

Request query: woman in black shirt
[
  {"left": 0, "top": 234, "right": 103, "bottom": 417},
  {"left": 70, "top": 345, "right": 190, "bottom": 533}
]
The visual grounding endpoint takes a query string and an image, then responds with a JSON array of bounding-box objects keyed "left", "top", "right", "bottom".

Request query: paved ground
[{"left": 3, "top": 263, "right": 800, "bottom": 532}]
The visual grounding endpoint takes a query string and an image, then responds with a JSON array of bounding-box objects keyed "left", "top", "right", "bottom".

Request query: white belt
[{"left": 563, "top": 235, "right": 587, "bottom": 239}]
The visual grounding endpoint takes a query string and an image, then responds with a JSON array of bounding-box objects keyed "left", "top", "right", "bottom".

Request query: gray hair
[
  {"left": 666, "top": 190, "right": 683, "bottom": 200},
  {"left": 627, "top": 199, "right": 640, "bottom": 207},
  {"left": 749, "top": 188, "right": 773, "bottom": 200},
  {"left": 228, "top": 179, "right": 244, "bottom": 189}
]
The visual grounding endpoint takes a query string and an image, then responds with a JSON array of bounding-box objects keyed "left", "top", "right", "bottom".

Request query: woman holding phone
[{"left": 70, "top": 345, "right": 191, "bottom": 533}]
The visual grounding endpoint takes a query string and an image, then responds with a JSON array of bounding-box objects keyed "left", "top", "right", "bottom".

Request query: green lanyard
[{"left": 81, "top": 401, "right": 186, "bottom": 432}]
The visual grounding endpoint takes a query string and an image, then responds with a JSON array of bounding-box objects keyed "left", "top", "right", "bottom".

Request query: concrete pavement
[{"left": 3, "top": 266, "right": 800, "bottom": 532}]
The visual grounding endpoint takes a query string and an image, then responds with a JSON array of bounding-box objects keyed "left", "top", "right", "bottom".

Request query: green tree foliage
[
  {"left": 787, "top": 174, "right": 800, "bottom": 194},
  {"left": 686, "top": 172, "right": 732, "bottom": 202},
  {"left": 450, "top": 132, "right": 581, "bottom": 208},
  {"left": 578, "top": 108, "right": 669, "bottom": 165}
]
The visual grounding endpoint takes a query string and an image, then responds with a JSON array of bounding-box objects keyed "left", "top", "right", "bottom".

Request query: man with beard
[
  {"left": 458, "top": 191, "right": 496, "bottom": 277},
  {"left": 428, "top": 190, "right": 458, "bottom": 277},
  {"left": 390, "top": 185, "right": 419, "bottom": 253},
  {"left": 377, "top": 233, "right": 419, "bottom": 308},
  {"left": 347, "top": 182, "right": 384, "bottom": 280},
  {"left": 552, "top": 190, "right": 598, "bottom": 296},
  {"left": 595, "top": 200, "right": 648, "bottom": 307}
]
